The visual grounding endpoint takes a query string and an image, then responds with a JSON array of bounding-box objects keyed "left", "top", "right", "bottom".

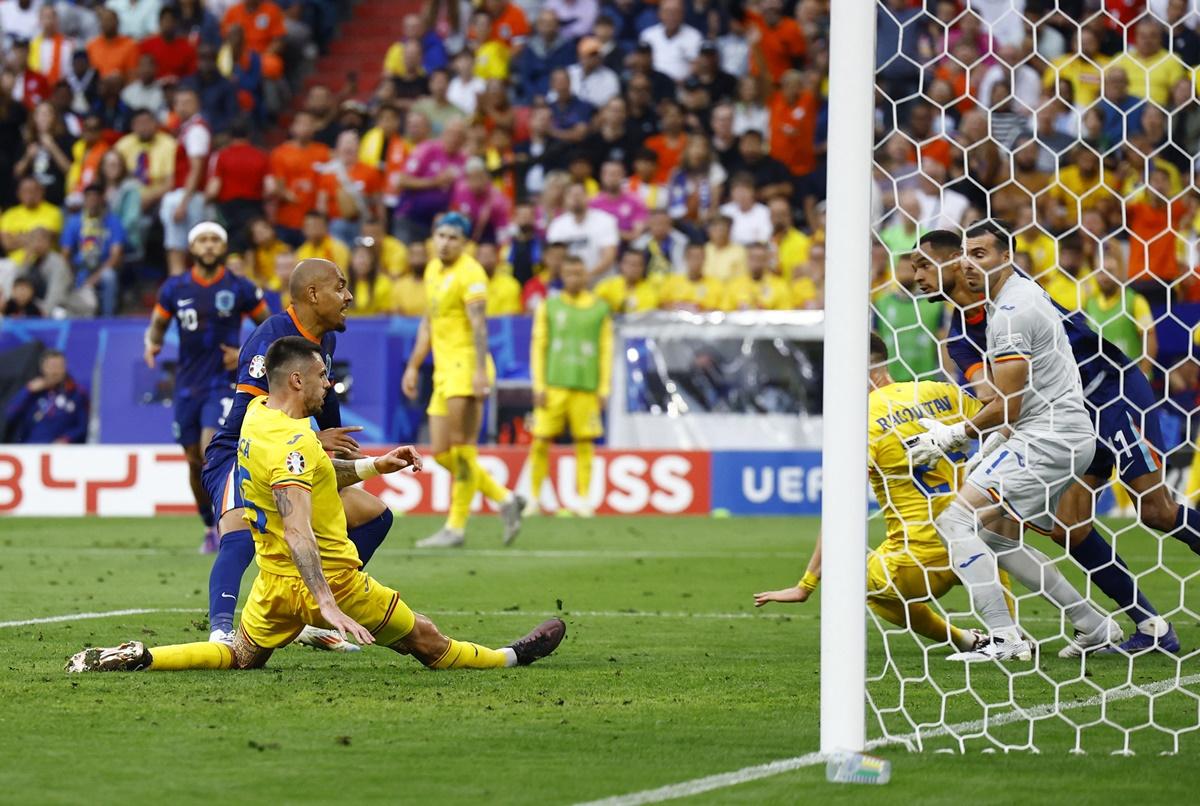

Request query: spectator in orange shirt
[
  {"left": 1126, "top": 165, "right": 1196, "bottom": 305},
  {"left": 222, "top": 0, "right": 286, "bottom": 80},
  {"left": 743, "top": 0, "right": 806, "bottom": 83},
  {"left": 317, "top": 129, "right": 383, "bottom": 247},
  {"left": 28, "top": 6, "right": 73, "bottom": 86},
  {"left": 87, "top": 9, "right": 140, "bottom": 80},
  {"left": 266, "top": 110, "right": 330, "bottom": 246},
  {"left": 644, "top": 99, "right": 688, "bottom": 184},
  {"left": 767, "top": 69, "right": 822, "bottom": 226},
  {"left": 484, "top": 0, "right": 530, "bottom": 48}
]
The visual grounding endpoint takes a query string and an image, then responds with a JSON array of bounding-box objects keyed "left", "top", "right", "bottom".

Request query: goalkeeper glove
[
  {"left": 905, "top": 418, "right": 968, "bottom": 465},
  {"left": 963, "top": 431, "right": 1007, "bottom": 476}
]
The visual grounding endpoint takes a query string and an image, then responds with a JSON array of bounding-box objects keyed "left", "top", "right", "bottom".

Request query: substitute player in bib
[
  {"left": 909, "top": 221, "right": 1118, "bottom": 662},
  {"left": 201, "top": 258, "right": 395, "bottom": 650},
  {"left": 912, "top": 228, "right": 1180, "bottom": 655},
  {"left": 755, "top": 334, "right": 1007, "bottom": 656},
  {"left": 68, "top": 337, "right": 566, "bottom": 674},
  {"left": 402, "top": 213, "right": 524, "bottom": 548},
  {"left": 525, "top": 255, "right": 612, "bottom": 517},
  {"left": 144, "top": 222, "right": 270, "bottom": 552}
]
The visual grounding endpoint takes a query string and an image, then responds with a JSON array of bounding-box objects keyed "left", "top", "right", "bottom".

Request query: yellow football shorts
[
  {"left": 866, "top": 550, "right": 959, "bottom": 606},
  {"left": 427, "top": 353, "right": 497, "bottom": 417},
  {"left": 530, "top": 387, "right": 604, "bottom": 440},
  {"left": 238, "top": 568, "right": 417, "bottom": 649}
]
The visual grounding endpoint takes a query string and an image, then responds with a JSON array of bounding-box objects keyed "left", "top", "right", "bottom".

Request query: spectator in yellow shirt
[
  {"left": 1042, "top": 26, "right": 1108, "bottom": 107},
  {"left": 703, "top": 215, "right": 747, "bottom": 282},
  {"left": 362, "top": 217, "right": 409, "bottom": 277},
  {"left": 1048, "top": 145, "right": 1121, "bottom": 229},
  {"left": 727, "top": 243, "right": 792, "bottom": 311},
  {"left": 1109, "top": 18, "right": 1187, "bottom": 106},
  {"left": 113, "top": 109, "right": 177, "bottom": 212},
  {"left": 661, "top": 242, "right": 729, "bottom": 311},
  {"left": 472, "top": 10, "right": 511, "bottom": 81},
  {"left": 296, "top": 211, "right": 350, "bottom": 268},
  {"left": 390, "top": 239, "right": 428, "bottom": 317},
  {"left": 791, "top": 242, "right": 824, "bottom": 309},
  {"left": 0, "top": 178, "right": 64, "bottom": 265},
  {"left": 478, "top": 242, "right": 522, "bottom": 316},
  {"left": 595, "top": 249, "right": 660, "bottom": 314},
  {"left": 347, "top": 243, "right": 393, "bottom": 316},
  {"left": 243, "top": 217, "right": 291, "bottom": 293},
  {"left": 769, "top": 197, "right": 810, "bottom": 282}
]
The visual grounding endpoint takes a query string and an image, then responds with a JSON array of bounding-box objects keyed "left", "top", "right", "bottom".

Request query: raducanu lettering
[{"left": 874, "top": 396, "right": 952, "bottom": 431}]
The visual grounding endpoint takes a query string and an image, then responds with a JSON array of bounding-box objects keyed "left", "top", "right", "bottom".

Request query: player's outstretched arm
[
  {"left": 274, "top": 485, "right": 375, "bottom": 646},
  {"left": 331, "top": 446, "right": 423, "bottom": 490},
  {"left": 754, "top": 532, "right": 822, "bottom": 607}
]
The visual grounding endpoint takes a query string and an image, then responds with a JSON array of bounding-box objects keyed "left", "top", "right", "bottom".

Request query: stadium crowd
[
  {"left": 0, "top": 2, "right": 1198, "bottom": 330},
  {"left": 0, "top": 0, "right": 832, "bottom": 321}
]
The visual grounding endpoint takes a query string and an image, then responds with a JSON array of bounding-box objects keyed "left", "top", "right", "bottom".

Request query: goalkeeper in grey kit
[{"left": 908, "top": 221, "right": 1119, "bottom": 662}]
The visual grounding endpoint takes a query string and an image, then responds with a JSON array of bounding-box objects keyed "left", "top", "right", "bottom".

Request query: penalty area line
[
  {"left": 0, "top": 608, "right": 198, "bottom": 629},
  {"left": 575, "top": 672, "right": 1200, "bottom": 806}
]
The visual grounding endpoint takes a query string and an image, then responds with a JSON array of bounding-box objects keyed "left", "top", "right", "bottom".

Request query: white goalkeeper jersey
[{"left": 984, "top": 273, "right": 1092, "bottom": 439}]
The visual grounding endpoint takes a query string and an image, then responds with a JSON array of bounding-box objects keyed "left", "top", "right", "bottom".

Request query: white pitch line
[
  {"left": 0, "top": 608, "right": 197, "bottom": 629},
  {"left": 577, "top": 673, "right": 1200, "bottom": 806},
  {"left": 0, "top": 546, "right": 806, "bottom": 561},
  {"left": 0, "top": 607, "right": 806, "bottom": 630}
]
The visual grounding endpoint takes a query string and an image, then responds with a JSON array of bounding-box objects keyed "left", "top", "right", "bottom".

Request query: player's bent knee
[
  {"left": 218, "top": 508, "right": 245, "bottom": 536},
  {"left": 395, "top": 614, "right": 449, "bottom": 665},
  {"left": 231, "top": 632, "right": 272, "bottom": 669},
  {"left": 340, "top": 485, "right": 386, "bottom": 525},
  {"left": 1140, "top": 490, "right": 1179, "bottom": 531}
]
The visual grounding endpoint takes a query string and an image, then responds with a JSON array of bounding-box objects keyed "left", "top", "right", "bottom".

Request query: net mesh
[{"left": 865, "top": 1, "right": 1200, "bottom": 755}]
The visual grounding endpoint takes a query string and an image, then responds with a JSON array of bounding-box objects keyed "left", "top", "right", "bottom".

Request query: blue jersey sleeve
[
  {"left": 314, "top": 332, "right": 341, "bottom": 430},
  {"left": 235, "top": 321, "right": 275, "bottom": 396},
  {"left": 238, "top": 277, "right": 266, "bottom": 317},
  {"left": 945, "top": 316, "right": 986, "bottom": 380},
  {"left": 155, "top": 277, "right": 177, "bottom": 318},
  {"left": 107, "top": 213, "right": 127, "bottom": 250}
]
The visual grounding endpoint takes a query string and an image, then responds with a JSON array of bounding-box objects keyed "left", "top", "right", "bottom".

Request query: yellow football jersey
[
  {"left": 868, "top": 380, "right": 981, "bottom": 566},
  {"left": 425, "top": 253, "right": 489, "bottom": 361},
  {"left": 237, "top": 397, "right": 359, "bottom": 577}
]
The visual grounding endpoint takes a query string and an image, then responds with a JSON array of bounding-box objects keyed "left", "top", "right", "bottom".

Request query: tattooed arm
[
  {"left": 330, "top": 446, "right": 423, "bottom": 490},
  {"left": 273, "top": 485, "right": 374, "bottom": 644},
  {"left": 466, "top": 298, "right": 490, "bottom": 397}
]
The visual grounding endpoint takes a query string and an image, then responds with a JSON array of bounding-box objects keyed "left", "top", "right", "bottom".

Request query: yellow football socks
[
  {"left": 530, "top": 438, "right": 550, "bottom": 500},
  {"left": 430, "top": 638, "right": 512, "bottom": 669},
  {"left": 446, "top": 446, "right": 473, "bottom": 531},
  {"left": 461, "top": 444, "right": 509, "bottom": 503},
  {"left": 574, "top": 440, "right": 594, "bottom": 499},
  {"left": 148, "top": 641, "right": 234, "bottom": 671}
]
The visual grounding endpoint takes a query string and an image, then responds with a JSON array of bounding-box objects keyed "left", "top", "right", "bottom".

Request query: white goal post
[{"left": 819, "top": 0, "right": 877, "bottom": 755}]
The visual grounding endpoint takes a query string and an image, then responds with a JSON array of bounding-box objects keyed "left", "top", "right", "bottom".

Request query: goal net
[{"left": 858, "top": 0, "right": 1200, "bottom": 756}]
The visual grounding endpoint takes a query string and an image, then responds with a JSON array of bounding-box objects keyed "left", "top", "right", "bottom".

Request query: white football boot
[
  {"left": 294, "top": 624, "right": 362, "bottom": 653},
  {"left": 947, "top": 633, "right": 1033, "bottom": 662},
  {"left": 66, "top": 641, "right": 151, "bottom": 673},
  {"left": 1057, "top": 618, "right": 1123, "bottom": 658},
  {"left": 416, "top": 527, "right": 466, "bottom": 548}
]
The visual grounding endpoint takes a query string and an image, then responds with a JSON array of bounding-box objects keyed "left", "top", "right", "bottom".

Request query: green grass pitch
[{"left": 1, "top": 514, "right": 1198, "bottom": 804}]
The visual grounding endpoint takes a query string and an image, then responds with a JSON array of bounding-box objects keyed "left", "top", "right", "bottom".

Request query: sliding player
[
  {"left": 755, "top": 333, "right": 1001, "bottom": 655},
  {"left": 68, "top": 337, "right": 565, "bottom": 673},
  {"left": 910, "top": 221, "right": 1119, "bottom": 661},
  {"left": 144, "top": 223, "right": 269, "bottom": 553},
  {"left": 912, "top": 228, "right": 1179, "bottom": 655},
  {"left": 201, "top": 258, "right": 395, "bottom": 650},
  {"left": 402, "top": 213, "right": 524, "bottom": 547},
  {"left": 526, "top": 255, "right": 612, "bottom": 517}
]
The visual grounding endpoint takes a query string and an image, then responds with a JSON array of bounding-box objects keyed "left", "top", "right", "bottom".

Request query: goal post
[{"left": 819, "top": 0, "right": 878, "bottom": 756}]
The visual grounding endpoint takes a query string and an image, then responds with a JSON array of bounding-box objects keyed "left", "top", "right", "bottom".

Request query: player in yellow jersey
[
  {"left": 525, "top": 255, "right": 613, "bottom": 518},
  {"left": 67, "top": 336, "right": 565, "bottom": 673},
  {"left": 755, "top": 334, "right": 1009, "bottom": 654},
  {"left": 402, "top": 213, "right": 525, "bottom": 548}
]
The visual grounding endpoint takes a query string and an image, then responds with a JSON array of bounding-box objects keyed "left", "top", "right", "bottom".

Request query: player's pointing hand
[
  {"left": 375, "top": 445, "right": 423, "bottom": 474},
  {"left": 753, "top": 586, "right": 809, "bottom": 607},
  {"left": 318, "top": 426, "right": 364, "bottom": 459}
]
